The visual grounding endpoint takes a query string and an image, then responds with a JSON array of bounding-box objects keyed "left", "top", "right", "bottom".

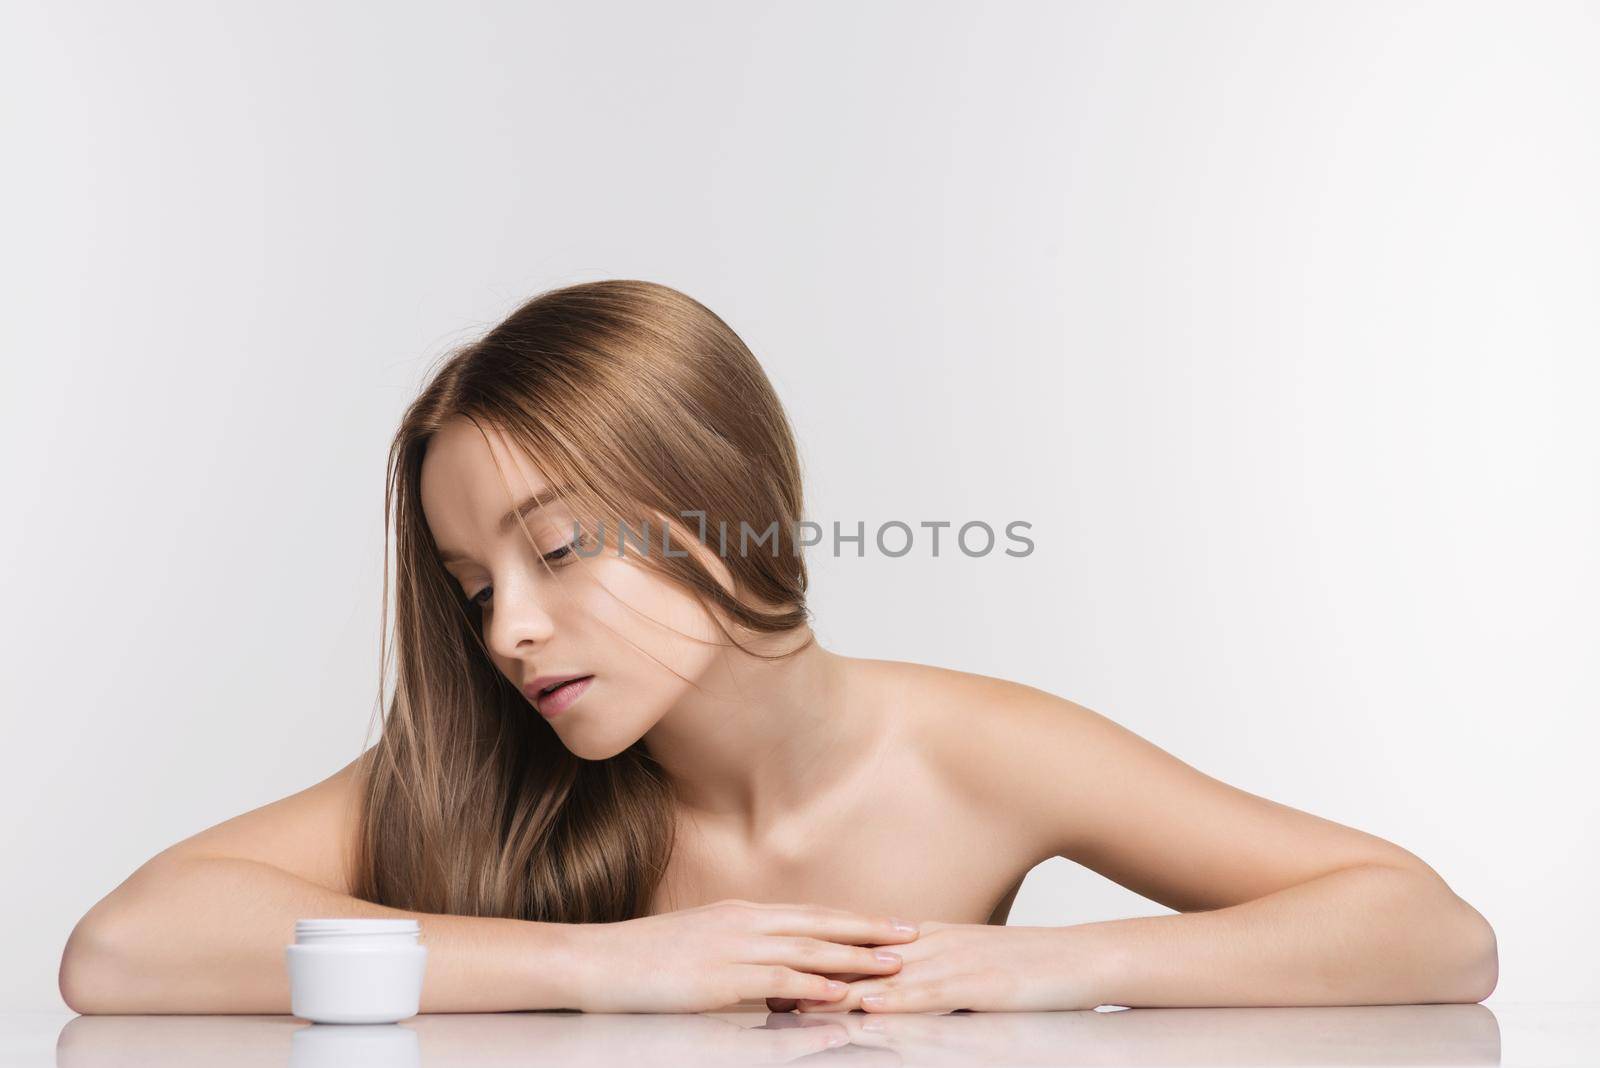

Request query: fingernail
[
  {"left": 862, "top": 1018, "right": 886, "bottom": 1033},
  {"left": 889, "top": 917, "right": 918, "bottom": 934},
  {"left": 862, "top": 993, "right": 886, "bottom": 1009},
  {"left": 874, "top": 949, "right": 902, "bottom": 965},
  {"left": 826, "top": 980, "right": 847, "bottom": 996},
  {"left": 827, "top": 1032, "right": 848, "bottom": 1046}
]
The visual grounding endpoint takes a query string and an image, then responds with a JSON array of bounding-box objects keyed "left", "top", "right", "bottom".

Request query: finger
[
  {"left": 754, "top": 906, "right": 920, "bottom": 946},
  {"left": 798, "top": 975, "right": 891, "bottom": 1014},
  {"left": 737, "top": 965, "right": 849, "bottom": 1005},
  {"left": 795, "top": 992, "right": 859, "bottom": 1014},
  {"left": 748, "top": 938, "right": 905, "bottom": 976},
  {"left": 767, "top": 970, "right": 869, "bottom": 1013},
  {"left": 859, "top": 976, "right": 954, "bottom": 1013},
  {"left": 794, "top": 979, "right": 867, "bottom": 1014}
]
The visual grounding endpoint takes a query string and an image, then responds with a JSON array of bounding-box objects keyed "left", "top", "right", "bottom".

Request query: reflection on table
[{"left": 56, "top": 1002, "right": 1501, "bottom": 1066}]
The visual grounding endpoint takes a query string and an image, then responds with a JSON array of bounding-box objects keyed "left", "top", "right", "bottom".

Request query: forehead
[{"left": 419, "top": 417, "right": 553, "bottom": 549}]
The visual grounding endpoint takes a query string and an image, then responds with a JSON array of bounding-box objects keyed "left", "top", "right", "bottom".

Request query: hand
[
  {"left": 568, "top": 898, "right": 919, "bottom": 1013},
  {"left": 790, "top": 921, "right": 1107, "bottom": 1014},
  {"left": 765, "top": 969, "right": 877, "bottom": 1014}
]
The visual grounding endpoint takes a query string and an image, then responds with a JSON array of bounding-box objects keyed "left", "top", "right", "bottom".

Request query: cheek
[{"left": 583, "top": 559, "right": 722, "bottom": 680}]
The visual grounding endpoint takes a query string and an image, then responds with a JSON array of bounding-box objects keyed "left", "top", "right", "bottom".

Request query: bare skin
[
  {"left": 409, "top": 418, "right": 1042, "bottom": 929},
  {"left": 60, "top": 417, "right": 1496, "bottom": 1014},
  {"left": 648, "top": 656, "right": 1037, "bottom": 928},
  {"left": 644, "top": 654, "right": 1042, "bottom": 1013}
]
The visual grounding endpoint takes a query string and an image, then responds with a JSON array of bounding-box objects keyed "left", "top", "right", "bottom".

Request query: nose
[{"left": 482, "top": 576, "right": 557, "bottom": 660}]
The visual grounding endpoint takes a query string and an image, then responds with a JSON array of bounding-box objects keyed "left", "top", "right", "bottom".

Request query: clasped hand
[
  {"left": 575, "top": 900, "right": 1103, "bottom": 1014},
  {"left": 773, "top": 919, "right": 1105, "bottom": 1014}
]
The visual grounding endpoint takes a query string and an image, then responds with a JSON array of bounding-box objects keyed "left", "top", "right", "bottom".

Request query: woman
[{"left": 59, "top": 280, "right": 1497, "bottom": 1016}]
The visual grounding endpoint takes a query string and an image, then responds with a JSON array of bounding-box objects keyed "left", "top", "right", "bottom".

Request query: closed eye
[{"left": 465, "top": 536, "right": 584, "bottom": 608}]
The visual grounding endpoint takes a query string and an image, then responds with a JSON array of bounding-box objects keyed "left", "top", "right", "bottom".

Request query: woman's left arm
[
  {"left": 1066, "top": 858, "right": 1497, "bottom": 1008},
  {"left": 802, "top": 682, "right": 1497, "bottom": 1014}
]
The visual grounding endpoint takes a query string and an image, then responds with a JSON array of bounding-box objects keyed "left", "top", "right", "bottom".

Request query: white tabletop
[{"left": 4, "top": 1002, "right": 1596, "bottom": 1066}]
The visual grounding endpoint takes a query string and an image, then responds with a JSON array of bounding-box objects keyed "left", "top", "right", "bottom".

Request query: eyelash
[{"left": 466, "top": 537, "right": 583, "bottom": 608}]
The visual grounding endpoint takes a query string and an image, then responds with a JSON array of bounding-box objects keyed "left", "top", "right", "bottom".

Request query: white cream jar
[{"left": 285, "top": 918, "right": 428, "bottom": 1024}]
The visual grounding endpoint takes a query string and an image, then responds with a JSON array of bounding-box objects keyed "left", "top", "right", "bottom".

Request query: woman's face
[{"left": 418, "top": 416, "right": 728, "bottom": 760}]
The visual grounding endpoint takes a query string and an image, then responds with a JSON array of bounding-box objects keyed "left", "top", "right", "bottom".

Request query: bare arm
[
  {"left": 58, "top": 752, "right": 584, "bottom": 1014},
  {"left": 997, "top": 683, "right": 1498, "bottom": 1006},
  {"left": 836, "top": 674, "right": 1498, "bottom": 1014},
  {"left": 59, "top": 852, "right": 587, "bottom": 1014},
  {"left": 59, "top": 752, "right": 915, "bottom": 1015},
  {"left": 1072, "top": 860, "right": 1496, "bottom": 1007}
]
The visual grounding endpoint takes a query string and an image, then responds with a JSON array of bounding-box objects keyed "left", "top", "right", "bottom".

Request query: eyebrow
[{"left": 436, "top": 484, "right": 571, "bottom": 565}]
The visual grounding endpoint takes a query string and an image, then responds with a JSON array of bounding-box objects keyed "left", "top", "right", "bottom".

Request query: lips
[{"left": 522, "top": 673, "right": 594, "bottom": 715}]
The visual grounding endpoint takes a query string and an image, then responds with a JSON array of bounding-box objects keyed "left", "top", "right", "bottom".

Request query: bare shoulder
[
  {"left": 861, "top": 658, "right": 1449, "bottom": 913},
  {"left": 858, "top": 658, "right": 1089, "bottom": 859},
  {"left": 864, "top": 656, "right": 1085, "bottom": 740},
  {"left": 146, "top": 749, "right": 374, "bottom": 895}
]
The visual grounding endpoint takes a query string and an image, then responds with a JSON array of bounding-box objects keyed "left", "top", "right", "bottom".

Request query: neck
[{"left": 641, "top": 626, "right": 883, "bottom": 838}]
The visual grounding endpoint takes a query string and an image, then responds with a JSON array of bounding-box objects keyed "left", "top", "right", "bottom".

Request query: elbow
[
  {"left": 59, "top": 915, "right": 122, "bottom": 1015},
  {"left": 1422, "top": 881, "right": 1497, "bottom": 1004},
  {"left": 60, "top": 890, "right": 150, "bottom": 1015},
  {"left": 1375, "top": 865, "right": 1498, "bottom": 1004},
  {"left": 1456, "top": 901, "right": 1498, "bottom": 1004},
  {"left": 60, "top": 856, "right": 197, "bottom": 1014}
]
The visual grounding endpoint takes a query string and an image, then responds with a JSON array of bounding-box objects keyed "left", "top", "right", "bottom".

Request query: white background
[{"left": 3, "top": 1, "right": 1595, "bottom": 1011}]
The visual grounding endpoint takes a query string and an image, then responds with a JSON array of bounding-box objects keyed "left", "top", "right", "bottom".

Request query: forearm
[
  {"left": 60, "top": 856, "right": 588, "bottom": 1014},
  {"left": 1073, "top": 864, "right": 1497, "bottom": 1008}
]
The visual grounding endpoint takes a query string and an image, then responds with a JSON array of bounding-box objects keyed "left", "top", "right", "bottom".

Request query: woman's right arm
[
  {"left": 57, "top": 751, "right": 588, "bottom": 1014},
  {"left": 60, "top": 854, "right": 597, "bottom": 1014},
  {"left": 59, "top": 753, "right": 914, "bottom": 1015}
]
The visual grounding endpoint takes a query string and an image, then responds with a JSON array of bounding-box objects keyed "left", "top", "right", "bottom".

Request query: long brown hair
[{"left": 350, "top": 280, "right": 812, "bottom": 923}]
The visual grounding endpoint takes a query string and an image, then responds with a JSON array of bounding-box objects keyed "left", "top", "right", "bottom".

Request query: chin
[{"left": 557, "top": 725, "right": 644, "bottom": 763}]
